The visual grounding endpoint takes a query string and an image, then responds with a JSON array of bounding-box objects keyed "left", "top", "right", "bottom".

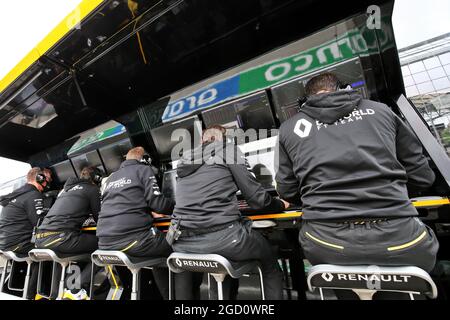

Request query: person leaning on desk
[
  {"left": 35, "top": 166, "right": 104, "bottom": 300},
  {"left": 96, "top": 146, "right": 193, "bottom": 300},
  {"left": 168, "top": 125, "right": 290, "bottom": 300},
  {"left": 275, "top": 72, "right": 439, "bottom": 298},
  {"left": 0, "top": 167, "right": 52, "bottom": 300}
]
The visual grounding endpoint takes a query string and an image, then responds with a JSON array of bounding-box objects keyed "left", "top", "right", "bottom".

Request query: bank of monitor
[
  {"left": 271, "top": 58, "right": 368, "bottom": 123},
  {"left": 51, "top": 160, "right": 76, "bottom": 185},
  {"left": 151, "top": 116, "right": 202, "bottom": 162},
  {"left": 202, "top": 91, "right": 276, "bottom": 130}
]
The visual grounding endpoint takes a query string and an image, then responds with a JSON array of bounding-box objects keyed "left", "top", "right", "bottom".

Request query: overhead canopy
[{"left": 0, "top": 0, "right": 400, "bottom": 163}]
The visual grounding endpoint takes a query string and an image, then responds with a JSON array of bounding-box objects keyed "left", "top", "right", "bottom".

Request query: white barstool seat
[
  {"left": 0, "top": 250, "right": 33, "bottom": 299},
  {"left": 307, "top": 264, "right": 438, "bottom": 300},
  {"left": 167, "top": 252, "right": 265, "bottom": 300},
  {"left": 29, "top": 249, "right": 91, "bottom": 299},
  {"left": 91, "top": 250, "right": 166, "bottom": 300}
]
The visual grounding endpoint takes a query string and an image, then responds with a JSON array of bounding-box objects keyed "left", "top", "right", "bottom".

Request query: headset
[
  {"left": 298, "top": 78, "right": 352, "bottom": 106},
  {"left": 140, "top": 154, "right": 152, "bottom": 166},
  {"left": 91, "top": 167, "right": 104, "bottom": 185},
  {"left": 35, "top": 172, "right": 48, "bottom": 188},
  {"left": 336, "top": 80, "right": 352, "bottom": 91}
]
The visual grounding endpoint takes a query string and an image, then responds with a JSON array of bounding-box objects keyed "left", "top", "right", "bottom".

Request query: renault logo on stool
[
  {"left": 175, "top": 258, "right": 183, "bottom": 267},
  {"left": 321, "top": 273, "right": 334, "bottom": 282}
]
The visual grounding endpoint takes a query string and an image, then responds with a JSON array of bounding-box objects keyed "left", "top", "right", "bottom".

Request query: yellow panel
[
  {"left": 81, "top": 199, "right": 450, "bottom": 232},
  {"left": 35, "top": 0, "right": 104, "bottom": 56},
  {"left": 0, "top": 48, "right": 40, "bottom": 94},
  {"left": 0, "top": 0, "right": 104, "bottom": 94}
]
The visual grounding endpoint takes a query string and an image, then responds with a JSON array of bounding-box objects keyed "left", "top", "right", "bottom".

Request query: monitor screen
[
  {"left": 161, "top": 169, "right": 177, "bottom": 200},
  {"left": 271, "top": 58, "right": 368, "bottom": 123},
  {"left": 71, "top": 151, "right": 104, "bottom": 176},
  {"left": 151, "top": 116, "right": 202, "bottom": 162},
  {"left": 99, "top": 139, "right": 133, "bottom": 174},
  {"left": 237, "top": 137, "right": 278, "bottom": 191},
  {"left": 51, "top": 160, "right": 76, "bottom": 185},
  {"left": 202, "top": 92, "right": 276, "bottom": 130}
]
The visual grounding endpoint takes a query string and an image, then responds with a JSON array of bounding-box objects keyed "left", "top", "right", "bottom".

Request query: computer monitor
[
  {"left": 51, "top": 160, "right": 76, "bottom": 185},
  {"left": 202, "top": 91, "right": 276, "bottom": 130},
  {"left": 161, "top": 169, "right": 178, "bottom": 200},
  {"left": 71, "top": 151, "right": 104, "bottom": 177},
  {"left": 151, "top": 116, "right": 202, "bottom": 162},
  {"left": 98, "top": 139, "right": 133, "bottom": 174},
  {"left": 237, "top": 138, "right": 277, "bottom": 191},
  {"left": 271, "top": 58, "right": 368, "bottom": 123}
]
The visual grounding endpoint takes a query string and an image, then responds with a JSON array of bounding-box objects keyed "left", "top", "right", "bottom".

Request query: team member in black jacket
[
  {"left": 0, "top": 167, "right": 51, "bottom": 299},
  {"left": 35, "top": 166, "right": 102, "bottom": 300},
  {"left": 171, "top": 125, "right": 289, "bottom": 300},
  {"left": 97, "top": 147, "right": 190, "bottom": 300},
  {"left": 275, "top": 73, "right": 439, "bottom": 276}
]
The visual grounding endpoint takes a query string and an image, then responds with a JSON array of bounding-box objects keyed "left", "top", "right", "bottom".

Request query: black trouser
[
  {"left": 99, "top": 228, "right": 193, "bottom": 300},
  {"left": 35, "top": 231, "right": 98, "bottom": 292},
  {"left": 173, "top": 220, "right": 284, "bottom": 300},
  {"left": 5, "top": 241, "right": 38, "bottom": 299},
  {"left": 299, "top": 217, "right": 439, "bottom": 299}
]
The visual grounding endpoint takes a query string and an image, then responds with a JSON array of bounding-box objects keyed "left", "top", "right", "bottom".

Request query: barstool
[
  {"left": 307, "top": 264, "right": 438, "bottom": 300},
  {"left": 167, "top": 252, "right": 265, "bottom": 300},
  {"left": 28, "top": 249, "right": 91, "bottom": 300},
  {"left": 0, "top": 250, "right": 7, "bottom": 293},
  {"left": 0, "top": 250, "right": 33, "bottom": 299},
  {"left": 90, "top": 250, "right": 167, "bottom": 300}
]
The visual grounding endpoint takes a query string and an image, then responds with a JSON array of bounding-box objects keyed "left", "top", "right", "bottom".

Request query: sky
[{"left": 0, "top": 0, "right": 449, "bottom": 185}]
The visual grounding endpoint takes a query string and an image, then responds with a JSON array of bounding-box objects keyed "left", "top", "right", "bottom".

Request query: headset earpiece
[
  {"left": 91, "top": 168, "right": 104, "bottom": 185},
  {"left": 297, "top": 96, "right": 308, "bottom": 107},
  {"left": 336, "top": 79, "right": 352, "bottom": 91},
  {"left": 140, "top": 154, "right": 152, "bottom": 166},
  {"left": 35, "top": 173, "right": 47, "bottom": 187}
]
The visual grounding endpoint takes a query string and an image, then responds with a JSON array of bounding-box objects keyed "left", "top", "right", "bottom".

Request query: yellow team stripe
[
  {"left": 44, "top": 238, "right": 63, "bottom": 247},
  {"left": 387, "top": 230, "right": 427, "bottom": 251},
  {"left": 305, "top": 232, "right": 344, "bottom": 250},
  {"left": 121, "top": 240, "right": 137, "bottom": 252},
  {"left": 0, "top": 0, "right": 104, "bottom": 93},
  {"left": 107, "top": 265, "right": 119, "bottom": 301}
]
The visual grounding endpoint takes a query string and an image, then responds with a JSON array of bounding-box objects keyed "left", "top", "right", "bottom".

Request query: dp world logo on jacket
[{"left": 293, "top": 109, "right": 376, "bottom": 139}]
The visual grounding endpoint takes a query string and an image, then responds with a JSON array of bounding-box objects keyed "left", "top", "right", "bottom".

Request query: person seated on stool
[
  {"left": 0, "top": 167, "right": 52, "bottom": 299},
  {"left": 170, "top": 125, "right": 289, "bottom": 300},
  {"left": 35, "top": 166, "right": 103, "bottom": 300},
  {"left": 96, "top": 146, "right": 192, "bottom": 300},
  {"left": 275, "top": 72, "right": 439, "bottom": 299}
]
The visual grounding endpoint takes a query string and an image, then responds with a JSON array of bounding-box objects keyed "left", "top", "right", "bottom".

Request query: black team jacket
[
  {"left": 96, "top": 160, "right": 174, "bottom": 242},
  {"left": 275, "top": 90, "right": 435, "bottom": 220},
  {"left": 172, "top": 141, "right": 284, "bottom": 229}
]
